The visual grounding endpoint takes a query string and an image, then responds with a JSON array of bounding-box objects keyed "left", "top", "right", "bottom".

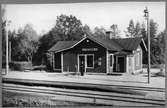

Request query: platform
[{"left": 2, "top": 70, "right": 165, "bottom": 89}]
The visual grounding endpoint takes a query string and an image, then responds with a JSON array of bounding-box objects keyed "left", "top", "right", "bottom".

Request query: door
[
  {"left": 79, "top": 55, "right": 85, "bottom": 74},
  {"left": 117, "top": 56, "right": 125, "bottom": 72},
  {"left": 109, "top": 54, "right": 113, "bottom": 73},
  {"left": 54, "top": 52, "right": 61, "bottom": 71},
  {"left": 128, "top": 57, "right": 133, "bottom": 73}
]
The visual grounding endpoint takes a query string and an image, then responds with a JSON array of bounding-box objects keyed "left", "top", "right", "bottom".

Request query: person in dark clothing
[{"left": 80, "top": 61, "right": 85, "bottom": 76}]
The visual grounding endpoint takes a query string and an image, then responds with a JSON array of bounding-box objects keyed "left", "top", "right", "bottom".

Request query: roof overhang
[{"left": 50, "top": 36, "right": 111, "bottom": 53}]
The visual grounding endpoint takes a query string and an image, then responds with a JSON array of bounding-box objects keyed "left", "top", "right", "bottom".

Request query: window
[
  {"left": 136, "top": 52, "right": 140, "bottom": 66},
  {"left": 98, "top": 57, "right": 102, "bottom": 66},
  {"left": 110, "top": 55, "right": 113, "bottom": 66},
  {"left": 87, "top": 55, "right": 94, "bottom": 68}
]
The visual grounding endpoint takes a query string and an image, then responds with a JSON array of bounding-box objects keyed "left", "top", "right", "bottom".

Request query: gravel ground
[{"left": 2, "top": 90, "right": 109, "bottom": 107}]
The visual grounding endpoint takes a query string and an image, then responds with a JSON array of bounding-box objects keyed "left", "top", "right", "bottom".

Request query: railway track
[
  {"left": 3, "top": 78, "right": 165, "bottom": 93},
  {"left": 3, "top": 84, "right": 165, "bottom": 106}
]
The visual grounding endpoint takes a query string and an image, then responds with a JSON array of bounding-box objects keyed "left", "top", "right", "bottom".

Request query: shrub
[
  {"left": 9, "top": 61, "right": 32, "bottom": 71},
  {"left": 143, "top": 64, "right": 162, "bottom": 68},
  {"left": 45, "top": 53, "right": 53, "bottom": 71}
]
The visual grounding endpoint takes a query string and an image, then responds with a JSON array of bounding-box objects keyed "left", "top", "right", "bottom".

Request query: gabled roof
[
  {"left": 89, "top": 36, "right": 123, "bottom": 51},
  {"left": 48, "top": 36, "right": 146, "bottom": 53},
  {"left": 113, "top": 37, "right": 144, "bottom": 51},
  {"left": 48, "top": 41, "right": 78, "bottom": 52}
]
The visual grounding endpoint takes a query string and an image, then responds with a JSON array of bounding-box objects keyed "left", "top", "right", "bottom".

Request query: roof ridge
[{"left": 58, "top": 40, "right": 79, "bottom": 42}]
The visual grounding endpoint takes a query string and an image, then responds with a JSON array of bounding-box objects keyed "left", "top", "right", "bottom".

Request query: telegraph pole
[
  {"left": 5, "top": 20, "right": 11, "bottom": 75},
  {"left": 5, "top": 21, "right": 9, "bottom": 75},
  {"left": 144, "top": 7, "right": 151, "bottom": 84}
]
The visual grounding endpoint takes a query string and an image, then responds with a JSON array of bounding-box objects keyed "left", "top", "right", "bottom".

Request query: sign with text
[{"left": 82, "top": 48, "right": 98, "bottom": 51}]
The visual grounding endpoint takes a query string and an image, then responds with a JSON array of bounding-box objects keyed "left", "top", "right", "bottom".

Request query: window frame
[
  {"left": 136, "top": 52, "right": 140, "bottom": 66},
  {"left": 109, "top": 54, "right": 113, "bottom": 67},
  {"left": 86, "top": 54, "right": 94, "bottom": 68}
]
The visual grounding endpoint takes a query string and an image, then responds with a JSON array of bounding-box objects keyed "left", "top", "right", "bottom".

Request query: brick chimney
[{"left": 106, "top": 31, "right": 112, "bottom": 39}]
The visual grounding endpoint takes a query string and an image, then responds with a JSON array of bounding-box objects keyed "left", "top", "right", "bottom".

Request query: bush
[
  {"left": 45, "top": 53, "right": 53, "bottom": 71},
  {"left": 9, "top": 61, "right": 32, "bottom": 71},
  {"left": 143, "top": 64, "right": 162, "bottom": 68},
  {"left": 32, "top": 65, "right": 46, "bottom": 71}
]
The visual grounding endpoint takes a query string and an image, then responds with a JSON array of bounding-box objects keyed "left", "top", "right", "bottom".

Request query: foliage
[
  {"left": 45, "top": 53, "right": 53, "bottom": 71},
  {"left": 109, "top": 24, "right": 121, "bottom": 38},
  {"left": 93, "top": 26, "right": 106, "bottom": 39},
  {"left": 10, "top": 24, "right": 39, "bottom": 63},
  {"left": 82, "top": 24, "right": 93, "bottom": 36},
  {"left": 54, "top": 14, "right": 84, "bottom": 41},
  {"left": 141, "top": 19, "right": 165, "bottom": 64},
  {"left": 125, "top": 19, "right": 135, "bottom": 37},
  {"left": 9, "top": 61, "right": 32, "bottom": 71},
  {"left": 134, "top": 22, "right": 142, "bottom": 37},
  {"left": 125, "top": 19, "right": 142, "bottom": 37},
  {"left": 35, "top": 14, "right": 86, "bottom": 65}
]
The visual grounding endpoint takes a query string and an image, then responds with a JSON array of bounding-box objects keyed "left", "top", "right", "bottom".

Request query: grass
[{"left": 2, "top": 90, "right": 109, "bottom": 107}]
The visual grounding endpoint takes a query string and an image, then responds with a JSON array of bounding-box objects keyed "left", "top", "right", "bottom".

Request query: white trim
[
  {"left": 85, "top": 55, "right": 87, "bottom": 72},
  {"left": 108, "top": 53, "right": 114, "bottom": 74},
  {"left": 77, "top": 54, "right": 79, "bottom": 73},
  {"left": 136, "top": 52, "right": 140, "bottom": 67},
  {"left": 53, "top": 52, "right": 63, "bottom": 71},
  {"left": 106, "top": 50, "right": 109, "bottom": 74},
  {"left": 61, "top": 52, "right": 63, "bottom": 72},
  {"left": 126, "top": 56, "right": 128, "bottom": 73},
  {"left": 53, "top": 37, "right": 87, "bottom": 53},
  {"left": 78, "top": 54, "right": 94, "bottom": 73},
  {"left": 141, "top": 48, "right": 143, "bottom": 70},
  {"left": 85, "top": 55, "right": 87, "bottom": 70},
  {"left": 53, "top": 52, "right": 55, "bottom": 70},
  {"left": 132, "top": 55, "right": 135, "bottom": 74}
]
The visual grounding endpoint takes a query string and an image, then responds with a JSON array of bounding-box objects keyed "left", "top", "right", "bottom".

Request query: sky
[{"left": 4, "top": 2, "right": 166, "bottom": 37}]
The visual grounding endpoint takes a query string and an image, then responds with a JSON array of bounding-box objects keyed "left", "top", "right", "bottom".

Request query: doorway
[
  {"left": 116, "top": 56, "right": 125, "bottom": 72},
  {"left": 79, "top": 55, "right": 85, "bottom": 74},
  {"left": 108, "top": 54, "right": 113, "bottom": 73}
]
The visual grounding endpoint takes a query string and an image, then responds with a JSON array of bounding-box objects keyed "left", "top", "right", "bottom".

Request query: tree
[
  {"left": 93, "top": 26, "right": 106, "bottom": 39},
  {"left": 54, "top": 14, "right": 84, "bottom": 41},
  {"left": 35, "top": 14, "right": 86, "bottom": 65},
  {"left": 125, "top": 20, "right": 142, "bottom": 37},
  {"left": 141, "top": 19, "right": 164, "bottom": 64},
  {"left": 23, "top": 24, "right": 38, "bottom": 40},
  {"left": 82, "top": 24, "right": 93, "bottom": 36},
  {"left": 134, "top": 22, "right": 142, "bottom": 37},
  {"left": 155, "top": 30, "right": 165, "bottom": 64},
  {"left": 126, "top": 19, "right": 135, "bottom": 37},
  {"left": 11, "top": 24, "right": 39, "bottom": 63},
  {"left": 110, "top": 24, "right": 121, "bottom": 38}
]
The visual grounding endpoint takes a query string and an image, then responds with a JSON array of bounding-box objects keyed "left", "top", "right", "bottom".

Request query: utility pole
[
  {"left": 144, "top": 7, "right": 151, "bottom": 84},
  {"left": 5, "top": 21, "right": 9, "bottom": 75},
  {"left": 5, "top": 20, "right": 11, "bottom": 75}
]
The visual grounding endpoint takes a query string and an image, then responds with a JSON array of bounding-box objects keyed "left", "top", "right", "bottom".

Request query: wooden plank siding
[
  {"left": 62, "top": 38, "right": 107, "bottom": 73},
  {"left": 63, "top": 51, "right": 77, "bottom": 72},
  {"left": 134, "top": 46, "right": 142, "bottom": 71},
  {"left": 50, "top": 37, "right": 146, "bottom": 74}
]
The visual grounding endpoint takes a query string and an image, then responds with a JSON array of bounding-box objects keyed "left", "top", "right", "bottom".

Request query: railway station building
[{"left": 48, "top": 35, "right": 147, "bottom": 74}]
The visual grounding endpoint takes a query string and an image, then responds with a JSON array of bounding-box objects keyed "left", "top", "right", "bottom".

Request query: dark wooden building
[{"left": 48, "top": 36, "right": 147, "bottom": 74}]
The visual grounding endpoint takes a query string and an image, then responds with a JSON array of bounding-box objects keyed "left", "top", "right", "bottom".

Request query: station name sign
[{"left": 82, "top": 48, "right": 98, "bottom": 51}]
